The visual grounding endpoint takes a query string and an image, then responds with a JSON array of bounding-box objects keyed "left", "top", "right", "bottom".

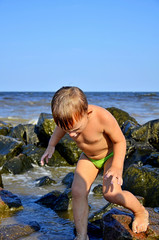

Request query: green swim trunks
[{"left": 86, "top": 152, "right": 114, "bottom": 169}]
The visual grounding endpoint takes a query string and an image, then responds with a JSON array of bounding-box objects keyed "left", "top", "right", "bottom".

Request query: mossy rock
[
  {"left": 121, "top": 120, "right": 140, "bottom": 138},
  {"left": 0, "top": 121, "right": 12, "bottom": 136},
  {"left": 56, "top": 134, "right": 82, "bottom": 165},
  {"left": 22, "top": 143, "right": 69, "bottom": 166},
  {"left": 35, "top": 113, "right": 56, "bottom": 146},
  {"left": 106, "top": 107, "right": 138, "bottom": 128},
  {"left": 123, "top": 164, "right": 159, "bottom": 207},
  {"left": 131, "top": 119, "right": 159, "bottom": 151},
  {"left": 22, "top": 144, "right": 45, "bottom": 165}
]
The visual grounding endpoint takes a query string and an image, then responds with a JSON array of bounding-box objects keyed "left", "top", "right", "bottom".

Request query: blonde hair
[{"left": 51, "top": 86, "right": 88, "bottom": 130}]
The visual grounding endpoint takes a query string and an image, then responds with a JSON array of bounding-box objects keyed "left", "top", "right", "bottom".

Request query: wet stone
[
  {"left": 35, "top": 176, "right": 56, "bottom": 187},
  {"left": 62, "top": 172, "right": 74, "bottom": 188},
  {"left": 0, "top": 189, "right": 22, "bottom": 210},
  {"left": 102, "top": 207, "right": 159, "bottom": 240},
  {"left": 0, "top": 221, "right": 40, "bottom": 240}
]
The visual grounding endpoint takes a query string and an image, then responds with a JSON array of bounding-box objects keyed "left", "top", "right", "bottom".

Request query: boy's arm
[
  {"left": 40, "top": 126, "right": 66, "bottom": 166},
  {"left": 100, "top": 109, "right": 126, "bottom": 185},
  {"left": 48, "top": 126, "right": 66, "bottom": 146}
]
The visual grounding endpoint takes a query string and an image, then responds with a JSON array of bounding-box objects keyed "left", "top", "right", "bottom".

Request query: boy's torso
[{"left": 72, "top": 105, "right": 113, "bottom": 160}]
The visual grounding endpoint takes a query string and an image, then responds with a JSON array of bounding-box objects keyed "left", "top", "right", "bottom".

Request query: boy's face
[{"left": 65, "top": 113, "right": 88, "bottom": 138}]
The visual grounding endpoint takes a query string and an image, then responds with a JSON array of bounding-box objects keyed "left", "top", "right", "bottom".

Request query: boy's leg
[
  {"left": 103, "top": 156, "right": 149, "bottom": 233},
  {"left": 72, "top": 153, "right": 99, "bottom": 240}
]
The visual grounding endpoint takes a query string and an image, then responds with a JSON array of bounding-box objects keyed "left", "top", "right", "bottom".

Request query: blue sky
[{"left": 0, "top": 0, "right": 159, "bottom": 92}]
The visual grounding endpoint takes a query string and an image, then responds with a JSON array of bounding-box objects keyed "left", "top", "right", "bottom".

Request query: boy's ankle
[
  {"left": 75, "top": 233, "right": 88, "bottom": 240},
  {"left": 135, "top": 205, "right": 146, "bottom": 215}
]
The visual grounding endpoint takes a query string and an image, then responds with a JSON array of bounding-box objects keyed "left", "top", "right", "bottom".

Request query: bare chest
[{"left": 75, "top": 130, "right": 110, "bottom": 152}]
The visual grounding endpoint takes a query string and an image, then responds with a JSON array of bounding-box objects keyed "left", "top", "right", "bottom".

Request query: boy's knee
[
  {"left": 103, "top": 191, "right": 118, "bottom": 203},
  {"left": 71, "top": 184, "right": 88, "bottom": 199}
]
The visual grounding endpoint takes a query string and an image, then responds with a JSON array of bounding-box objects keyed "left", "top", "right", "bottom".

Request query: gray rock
[
  {"left": 1, "top": 153, "right": 33, "bottom": 174},
  {"left": 9, "top": 124, "right": 39, "bottom": 145},
  {"left": 35, "top": 190, "right": 61, "bottom": 209},
  {"left": 0, "top": 135, "right": 23, "bottom": 166},
  {"left": 35, "top": 189, "right": 72, "bottom": 212}
]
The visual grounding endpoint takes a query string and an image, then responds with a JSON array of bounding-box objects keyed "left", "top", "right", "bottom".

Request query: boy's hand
[
  {"left": 104, "top": 166, "right": 123, "bottom": 185},
  {"left": 40, "top": 146, "right": 55, "bottom": 166}
]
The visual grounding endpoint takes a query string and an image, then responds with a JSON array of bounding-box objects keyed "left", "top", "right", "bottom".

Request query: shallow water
[{"left": 1, "top": 166, "right": 105, "bottom": 239}]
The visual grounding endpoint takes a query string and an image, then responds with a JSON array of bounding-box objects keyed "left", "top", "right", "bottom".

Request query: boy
[{"left": 41, "top": 86, "right": 149, "bottom": 240}]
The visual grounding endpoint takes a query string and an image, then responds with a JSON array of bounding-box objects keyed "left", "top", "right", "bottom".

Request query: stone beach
[{"left": 0, "top": 107, "right": 159, "bottom": 239}]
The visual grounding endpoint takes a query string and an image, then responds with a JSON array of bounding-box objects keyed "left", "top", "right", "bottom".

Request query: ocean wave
[{"left": 142, "top": 93, "right": 157, "bottom": 97}]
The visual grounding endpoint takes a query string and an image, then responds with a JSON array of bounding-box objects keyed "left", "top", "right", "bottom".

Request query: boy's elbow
[{"left": 121, "top": 135, "right": 126, "bottom": 149}]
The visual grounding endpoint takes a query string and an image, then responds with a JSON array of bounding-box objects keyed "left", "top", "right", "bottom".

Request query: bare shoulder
[{"left": 89, "top": 105, "right": 115, "bottom": 123}]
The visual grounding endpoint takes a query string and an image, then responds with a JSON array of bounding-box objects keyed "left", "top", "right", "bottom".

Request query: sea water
[{"left": 0, "top": 92, "right": 159, "bottom": 125}]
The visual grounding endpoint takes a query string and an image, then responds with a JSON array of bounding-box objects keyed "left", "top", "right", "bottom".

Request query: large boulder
[
  {"left": 0, "top": 135, "right": 23, "bottom": 166},
  {"left": 35, "top": 113, "right": 56, "bottom": 146},
  {"left": 123, "top": 164, "right": 159, "bottom": 207},
  {"left": 106, "top": 107, "right": 138, "bottom": 128},
  {"left": 9, "top": 124, "right": 39, "bottom": 145}
]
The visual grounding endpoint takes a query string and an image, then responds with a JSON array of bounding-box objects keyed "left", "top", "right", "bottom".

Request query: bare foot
[{"left": 132, "top": 207, "right": 149, "bottom": 233}]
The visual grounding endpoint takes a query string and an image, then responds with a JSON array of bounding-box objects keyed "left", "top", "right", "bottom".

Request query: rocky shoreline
[{"left": 0, "top": 107, "right": 159, "bottom": 239}]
